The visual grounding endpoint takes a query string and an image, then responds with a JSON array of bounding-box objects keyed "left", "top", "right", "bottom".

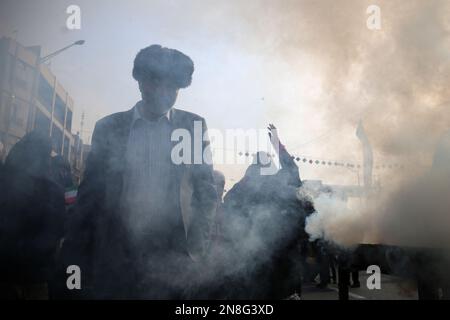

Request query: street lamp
[{"left": 39, "top": 40, "right": 85, "bottom": 64}]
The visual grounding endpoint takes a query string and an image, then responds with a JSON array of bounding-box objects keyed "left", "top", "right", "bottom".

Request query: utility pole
[{"left": 80, "top": 110, "right": 85, "bottom": 141}]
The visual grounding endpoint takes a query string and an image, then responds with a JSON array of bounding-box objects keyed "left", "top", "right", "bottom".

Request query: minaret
[{"left": 356, "top": 120, "right": 373, "bottom": 190}]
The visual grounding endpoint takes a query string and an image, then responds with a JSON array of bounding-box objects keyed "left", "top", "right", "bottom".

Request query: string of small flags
[{"left": 235, "top": 151, "right": 404, "bottom": 170}]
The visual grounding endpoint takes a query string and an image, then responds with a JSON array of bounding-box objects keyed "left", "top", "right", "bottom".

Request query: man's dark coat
[{"left": 62, "top": 107, "right": 217, "bottom": 297}]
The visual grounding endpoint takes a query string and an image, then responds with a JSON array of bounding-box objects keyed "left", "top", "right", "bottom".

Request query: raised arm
[{"left": 268, "top": 124, "right": 302, "bottom": 187}]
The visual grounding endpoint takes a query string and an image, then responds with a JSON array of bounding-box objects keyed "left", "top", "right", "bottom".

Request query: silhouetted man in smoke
[
  {"left": 62, "top": 45, "right": 217, "bottom": 299},
  {"left": 223, "top": 125, "right": 313, "bottom": 299}
]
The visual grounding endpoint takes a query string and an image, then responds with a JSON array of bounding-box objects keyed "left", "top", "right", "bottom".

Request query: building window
[
  {"left": 54, "top": 94, "right": 66, "bottom": 126},
  {"left": 63, "top": 135, "right": 70, "bottom": 159},
  {"left": 34, "top": 108, "right": 51, "bottom": 135},
  {"left": 15, "top": 60, "right": 30, "bottom": 91},
  {"left": 52, "top": 126, "right": 63, "bottom": 155},
  {"left": 66, "top": 109, "right": 73, "bottom": 132},
  {"left": 38, "top": 75, "right": 53, "bottom": 112},
  {"left": 10, "top": 100, "right": 28, "bottom": 129}
]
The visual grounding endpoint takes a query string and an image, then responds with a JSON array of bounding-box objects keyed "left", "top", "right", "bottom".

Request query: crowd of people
[{"left": 0, "top": 44, "right": 346, "bottom": 300}]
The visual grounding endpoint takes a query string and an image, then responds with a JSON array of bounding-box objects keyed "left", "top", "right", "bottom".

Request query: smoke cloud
[{"left": 237, "top": 0, "right": 450, "bottom": 248}]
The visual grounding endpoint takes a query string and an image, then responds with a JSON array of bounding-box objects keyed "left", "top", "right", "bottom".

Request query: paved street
[{"left": 301, "top": 272, "right": 418, "bottom": 300}]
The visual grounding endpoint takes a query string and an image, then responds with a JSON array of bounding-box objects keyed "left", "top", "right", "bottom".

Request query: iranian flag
[{"left": 65, "top": 186, "right": 78, "bottom": 205}]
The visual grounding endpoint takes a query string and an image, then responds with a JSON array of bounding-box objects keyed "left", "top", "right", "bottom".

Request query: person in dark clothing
[
  {"left": 314, "top": 240, "right": 331, "bottom": 289},
  {"left": 223, "top": 124, "right": 313, "bottom": 299},
  {"left": 48, "top": 156, "right": 78, "bottom": 298},
  {"left": 60, "top": 45, "right": 217, "bottom": 299},
  {"left": 0, "top": 131, "right": 65, "bottom": 299},
  {"left": 349, "top": 270, "right": 361, "bottom": 288},
  {"left": 312, "top": 240, "right": 339, "bottom": 289},
  {"left": 329, "top": 252, "right": 338, "bottom": 284}
]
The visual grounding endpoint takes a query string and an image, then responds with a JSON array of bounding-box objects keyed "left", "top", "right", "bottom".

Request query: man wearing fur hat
[{"left": 61, "top": 45, "right": 217, "bottom": 299}]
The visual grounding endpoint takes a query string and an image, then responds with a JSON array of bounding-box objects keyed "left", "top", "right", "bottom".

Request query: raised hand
[{"left": 268, "top": 123, "right": 281, "bottom": 150}]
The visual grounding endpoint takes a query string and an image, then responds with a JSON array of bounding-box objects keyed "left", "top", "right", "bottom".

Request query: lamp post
[{"left": 39, "top": 40, "right": 85, "bottom": 64}]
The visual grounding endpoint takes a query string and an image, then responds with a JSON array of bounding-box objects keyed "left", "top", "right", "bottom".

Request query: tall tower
[
  {"left": 80, "top": 110, "right": 85, "bottom": 141},
  {"left": 356, "top": 120, "right": 373, "bottom": 190}
]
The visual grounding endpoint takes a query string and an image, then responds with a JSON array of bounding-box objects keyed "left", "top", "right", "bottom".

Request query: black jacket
[
  {"left": 61, "top": 107, "right": 217, "bottom": 297},
  {"left": 0, "top": 168, "right": 65, "bottom": 284}
]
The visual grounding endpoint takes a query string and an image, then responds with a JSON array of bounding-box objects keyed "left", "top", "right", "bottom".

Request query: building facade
[{"left": 0, "top": 37, "right": 82, "bottom": 172}]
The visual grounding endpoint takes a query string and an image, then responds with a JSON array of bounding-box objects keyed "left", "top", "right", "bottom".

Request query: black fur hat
[{"left": 132, "top": 45, "right": 194, "bottom": 89}]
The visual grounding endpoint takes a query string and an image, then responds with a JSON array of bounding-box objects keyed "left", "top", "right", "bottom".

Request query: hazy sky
[{"left": 1, "top": 0, "right": 449, "bottom": 189}]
